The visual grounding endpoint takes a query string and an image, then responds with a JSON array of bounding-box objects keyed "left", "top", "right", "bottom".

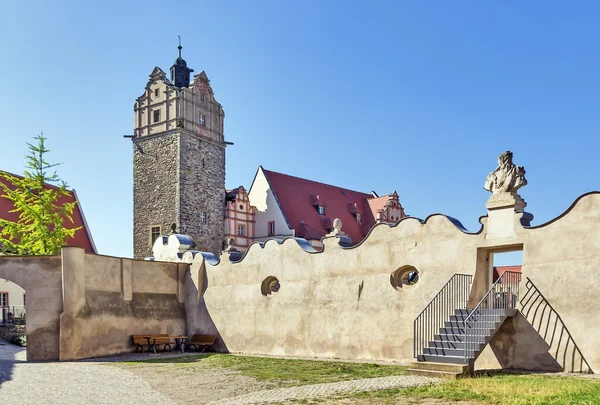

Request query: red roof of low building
[
  {"left": 492, "top": 265, "right": 522, "bottom": 282},
  {"left": 0, "top": 172, "right": 96, "bottom": 253},
  {"left": 262, "top": 169, "right": 380, "bottom": 245}
]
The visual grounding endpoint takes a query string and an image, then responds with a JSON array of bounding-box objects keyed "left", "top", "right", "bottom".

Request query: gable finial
[{"left": 177, "top": 35, "right": 182, "bottom": 58}]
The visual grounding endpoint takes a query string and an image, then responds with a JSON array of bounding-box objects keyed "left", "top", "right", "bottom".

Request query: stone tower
[{"left": 132, "top": 43, "right": 227, "bottom": 259}]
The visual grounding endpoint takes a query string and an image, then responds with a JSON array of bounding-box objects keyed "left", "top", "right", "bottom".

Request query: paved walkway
[
  {"left": 209, "top": 375, "right": 439, "bottom": 405},
  {"left": 0, "top": 342, "right": 175, "bottom": 405},
  {"left": 1, "top": 341, "right": 437, "bottom": 404}
]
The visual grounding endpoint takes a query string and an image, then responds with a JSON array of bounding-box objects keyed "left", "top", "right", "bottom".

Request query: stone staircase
[{"left": 408, "top": 308, "right": 517, "bottom": 378}]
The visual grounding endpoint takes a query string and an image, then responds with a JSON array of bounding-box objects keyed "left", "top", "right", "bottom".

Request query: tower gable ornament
[{"left": 484, "top": 151, "right": 527, "bottom": 210}]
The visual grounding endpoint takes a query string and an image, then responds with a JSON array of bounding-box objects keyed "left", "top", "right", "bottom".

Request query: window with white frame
[
  {"left": 238, "top": 225, "right": 245, "bottom": 236},
  {"left": 356, "top": 213, "right": 362, "bottom": 223},
  {"left": 150, "top": 226, "right": 161, "bottom": 247},
  {"left": 317, "top": 205, "right": 325, "bottom": 215},
  {"left": 201, "top": 211, "right": 207, "bottom": 224},
  {"left": 0, "top": 292, "right": 8, "bottom": 307},
  {"left": 199, "top": 114, "right": 205, "bottom": 127}
]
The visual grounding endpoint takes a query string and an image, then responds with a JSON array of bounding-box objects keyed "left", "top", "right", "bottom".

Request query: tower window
[
  {"left": 154, "top": 88, "right": 159, "bottom": 97},
  {"left": 201, "top": 93, "right": 205, "bottom": 101},
  {"left": 199, "top": 115, "right": 205, "bottom": 127},
  {"left": 238, "top": 225, "right": 245, "bottom": 236},
  {"left": 201, "top": 211, "right": 207, "bottom": 224},
  {"left": 150, "top": 226, "right": 161, "bottom": 247},
  {"left": 268, "top": 221, "right": 275, "bottom": 236},
  {"left": 153, "top": 110, "right": 160, "bottom": 123},
  {"left": 317, "top": 206, "right": 326, "bottom": 215}
]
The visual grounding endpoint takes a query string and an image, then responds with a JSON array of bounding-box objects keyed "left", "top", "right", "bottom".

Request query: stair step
[
  {"left": 434, "top": 333, "right": 489, "bottom": 343},
  {"left": 406, "top": 368, "right": 464, "bottom": 379},
  {"left": 410, "top": 361, "right": 469, "bottom": 373},
  {"left": 454, "top": 308, "right": 517, "bottom": 316},
  {"left": 439, "top": 327, "right": 465, "bottom": 335},
  {"left": 445, "top": 321, "right": 503, "bottom": 330},
  {"left": 448, "top": 315, "right": 505, "bottom": 323},
  {"left": 417, "top": 354, "right": 471, "bottom": 364},
  {"left": 428, "top": 340, "right": 465, "bottom": 349},
  {"left": 417, "top": 355, "right": 472, "bottom": 364},
  {"left": 424, "top": 347, "right": 477, "bottom": 357},
  {"left": 428, "top": 340, "right": 486, "bottom": 351}
]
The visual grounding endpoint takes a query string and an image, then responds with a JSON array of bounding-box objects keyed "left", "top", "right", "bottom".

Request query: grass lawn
[
  {"left": 343, "top": 373, "right": 600, "bottom": 405},
  {"left": 119, "top": 353, "right": 408, "bottom": 387}
]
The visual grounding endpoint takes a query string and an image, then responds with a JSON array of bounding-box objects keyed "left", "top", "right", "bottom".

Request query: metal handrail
[
  {"left": 463, "top": 270, "right": 521, "bottom": 362},
  {"left": 414, "top": 273, "right": 473, "bottom": 359}
]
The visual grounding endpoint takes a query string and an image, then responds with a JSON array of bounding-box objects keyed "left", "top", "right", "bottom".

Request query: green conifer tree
[{"left": 0, "top": 134, "right": 81, "bottom": 255}]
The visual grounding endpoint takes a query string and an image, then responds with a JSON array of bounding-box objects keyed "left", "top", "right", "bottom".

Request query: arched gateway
[{"left": 0, "top": 255, "right": 63, "bottom": 360}]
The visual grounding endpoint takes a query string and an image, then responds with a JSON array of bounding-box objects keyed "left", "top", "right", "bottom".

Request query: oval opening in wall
[{"left": 390, "top": 266, "right": 419, "bottom": 290}]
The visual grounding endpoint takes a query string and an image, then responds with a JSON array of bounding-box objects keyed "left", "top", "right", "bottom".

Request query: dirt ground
[{"left": 116, "top": 362, "right": 277, "bottom": 404}]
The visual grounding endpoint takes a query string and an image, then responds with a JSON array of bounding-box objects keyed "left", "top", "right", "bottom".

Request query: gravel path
[
  {"left": 208, "top": 375, "right": 439, "bottom": 405},
  {"left": 0, "top": 341, "right": 175, "bottom": 405},
  {"left": 1, "top": 342, "right": 438, "bottom": 405}
]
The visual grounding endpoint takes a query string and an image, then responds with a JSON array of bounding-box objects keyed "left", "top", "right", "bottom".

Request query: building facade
[
  {"left": 224, "top": 167, "right": 407, "bottom": 252},
  {"left": 133, "top": 47, "right": 407, "bottom": 257},
  {"left": 0, "top": 173, "right": 96, "bottom": 318},
  {"left": 132, "top": 44, "right": 227, "bottom": 259}
]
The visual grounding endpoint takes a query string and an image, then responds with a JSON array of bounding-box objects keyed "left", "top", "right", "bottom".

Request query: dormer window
[
  {"left": 317, "top": 206, "right": 325, "bottom": 215},
  {"left": 199, "top": 114, "right": 205, "bottom": 126},
  {"left": 356, "top": 213, "right": 362, "bottom": 223},
  {"left": 154, "top": 88, "right": 159, "bottom": 97}
]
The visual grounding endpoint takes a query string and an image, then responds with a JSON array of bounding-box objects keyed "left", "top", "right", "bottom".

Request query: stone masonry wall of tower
[
  {"left": 179, "top": 132, "right": 225, "bottom": 255},
  {"left": 133, "top": 133, "right": 180, "bottom": 259}
]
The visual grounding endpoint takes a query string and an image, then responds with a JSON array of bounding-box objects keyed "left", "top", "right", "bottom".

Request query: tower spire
[{"left": 170, "top": 35, "right": 194, "bottom": 88}]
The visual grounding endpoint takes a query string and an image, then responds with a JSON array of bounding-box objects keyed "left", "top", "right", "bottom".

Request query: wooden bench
[
  {"left": 187, "top": 334, "right": 217, "bottom": 352},
  {"left": 132, "top": 334, "right": 173, "bottom": 354}
]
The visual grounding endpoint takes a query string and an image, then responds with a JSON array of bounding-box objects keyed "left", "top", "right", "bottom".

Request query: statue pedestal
[{"left": 486, "top": 192, "right": 527, "bottom": 211}]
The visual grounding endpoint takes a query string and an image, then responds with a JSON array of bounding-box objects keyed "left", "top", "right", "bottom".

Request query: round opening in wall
[
  {"left": 261, "top": 276, "right": 280, "bottom": 296},
  {"left": 390, "top": 266, "right": 419, "bottom": 290}
]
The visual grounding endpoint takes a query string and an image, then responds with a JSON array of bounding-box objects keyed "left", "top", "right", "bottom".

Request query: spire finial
[{"left": 177, "top": 35, "right": 182, "bottom": 58}]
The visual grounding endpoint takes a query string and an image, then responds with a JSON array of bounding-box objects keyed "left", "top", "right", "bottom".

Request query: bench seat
[
  {"left": 132, "top": 334, "right": 173, "bottom": 353},
  {"left": 187, "top": 334, "right": 217, "bottom": 352}
]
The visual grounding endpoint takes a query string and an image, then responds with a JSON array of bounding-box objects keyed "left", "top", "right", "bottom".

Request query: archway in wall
[
  {"left": 0, "top": 278, "right": 27, "bottom": 342},
  {"left": 0, "top": 255, "right": 63, "bottom": 361}
]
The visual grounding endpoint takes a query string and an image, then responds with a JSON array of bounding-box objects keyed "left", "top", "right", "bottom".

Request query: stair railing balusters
[
  {"left": 413, "top": 274, "right": 473, "bottom": 360},
  {"left": 464, "top": 270, "right": 521, "bottom": 363}
]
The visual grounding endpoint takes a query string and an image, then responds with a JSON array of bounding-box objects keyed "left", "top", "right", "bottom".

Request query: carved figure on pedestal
[{"left": 484, "top": 151, "right": 528, "bottom": 210}]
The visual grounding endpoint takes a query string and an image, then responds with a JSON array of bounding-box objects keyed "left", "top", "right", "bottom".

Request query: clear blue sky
[{"left": 1, "top": 1, "right": 598, "bottom": 265}]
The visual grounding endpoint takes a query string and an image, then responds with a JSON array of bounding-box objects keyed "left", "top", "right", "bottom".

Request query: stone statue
[{"left": 484, "top": 151, "right": 527, "bottom": 210}]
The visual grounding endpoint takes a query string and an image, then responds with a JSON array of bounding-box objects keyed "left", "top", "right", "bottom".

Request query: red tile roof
[
  {"left": 492, "top": 265, "right": 522, "bottom": 282},
  {"left": 0, "top": 172, "right": 96, "bottom": 253},
  {"left": 262, "top": 169, "right": 381, "bottom": 245}
]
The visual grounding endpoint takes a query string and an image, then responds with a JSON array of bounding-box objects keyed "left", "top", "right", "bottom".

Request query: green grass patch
[
  {"left": 350, "top": 374, "right": 600, "bottom": 405},
  {"left": 119, "top": 353, "right": 407, "bottom": 387}
]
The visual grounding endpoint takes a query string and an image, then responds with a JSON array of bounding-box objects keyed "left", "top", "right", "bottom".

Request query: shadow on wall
[
  {"left": 519, "top": 278, "right": 593, "bottom": 373},
  {"left": 185, "top": 262, "right": 229, "bottom": 354}
]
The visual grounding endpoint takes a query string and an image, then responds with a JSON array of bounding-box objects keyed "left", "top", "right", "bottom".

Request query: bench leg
[
  {"left": 135, "top": 344, "right": 144, "bottom": 353},
  {"left": 147, "top": 338, "right": 156, "bottom": 355},
  {"left": 163, "top": 344, "right": 172, "bottom": 352},
  {"left": 187, "top": 344, "right": 197, "bottom": 352}
]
